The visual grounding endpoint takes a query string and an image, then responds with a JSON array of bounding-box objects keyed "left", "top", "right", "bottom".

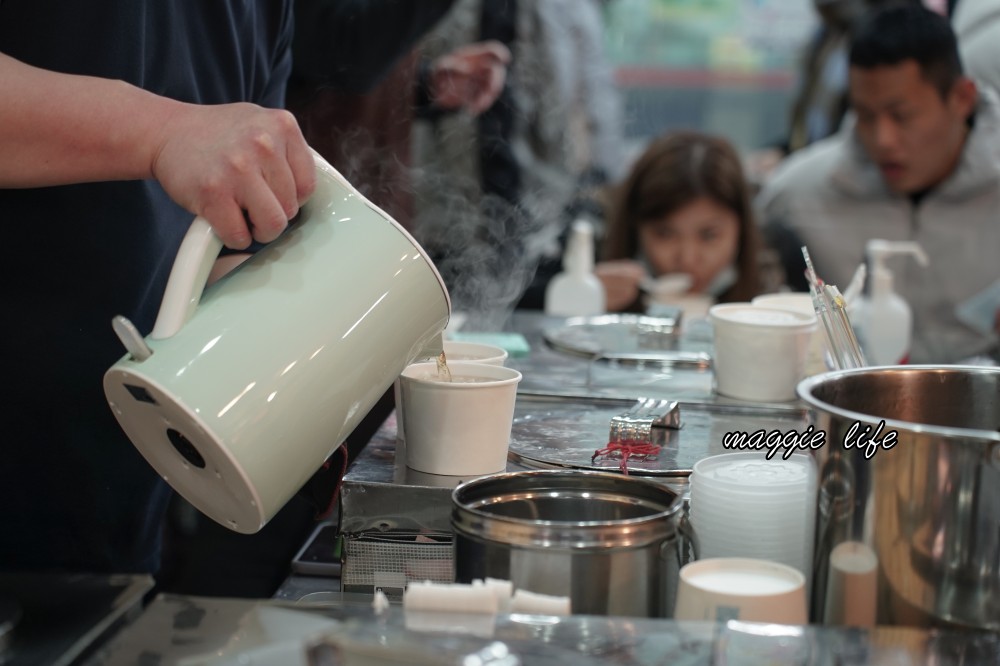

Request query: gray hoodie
[{"left": 757, "top": 89, "right": 1000, "bottom": 363}]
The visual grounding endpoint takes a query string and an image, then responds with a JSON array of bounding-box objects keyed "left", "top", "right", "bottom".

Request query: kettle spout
[{"left": 414, "top": 331, "right": 446, "bottom": 362}]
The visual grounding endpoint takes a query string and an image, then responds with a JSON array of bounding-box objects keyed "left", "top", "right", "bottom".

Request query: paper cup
[
  {"left": 709, "top": 304, "right": 816, "bottom": 402},
  {"left": 674, "top": 557, "right": 808, "bottom": 624},
  {"left": 751, "top": 293, "right": 828, "bottom": 377},
  {"left": 400, "top": 362, "right": 521, "bottom": 476},
  {"left": 395, "top": 341, "right": 508, "bottom": 441},
  {"left": 442, "top": 341, "right": 508, "bottom": 366}
]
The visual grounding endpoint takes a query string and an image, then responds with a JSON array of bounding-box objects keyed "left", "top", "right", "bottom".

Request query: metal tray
[
  {"left": 507, "top": 395, "right": 809, "bottom": 477},
  {"left": 542, "top": 314, "right": 703, "bottom": 363}
]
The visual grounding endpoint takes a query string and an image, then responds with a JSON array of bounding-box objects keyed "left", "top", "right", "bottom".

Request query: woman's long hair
[{"left": 603, "top": 131, "right": 761, "bottom": 303}]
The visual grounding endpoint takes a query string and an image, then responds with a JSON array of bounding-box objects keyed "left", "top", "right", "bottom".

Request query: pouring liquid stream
[{"left": 436, "top": 350, "right": 453, "bottom": 382}]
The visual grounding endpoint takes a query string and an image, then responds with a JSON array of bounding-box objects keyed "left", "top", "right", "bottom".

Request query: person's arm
[{"left": 0, "top": 52, "right": 315, "bottom": 250}]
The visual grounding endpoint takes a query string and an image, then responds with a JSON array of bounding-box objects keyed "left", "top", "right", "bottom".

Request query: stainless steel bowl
[
  {"left": 451, "top": 469, "right": 697, "bottom": 618},
  {"left": 798, "top": 365, "right": 1000, "bottom": 630}
]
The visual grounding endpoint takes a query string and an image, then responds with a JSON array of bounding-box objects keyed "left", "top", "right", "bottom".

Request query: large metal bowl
[{"left": 798, "top": 365, "right": 1000, "bottom": 630}]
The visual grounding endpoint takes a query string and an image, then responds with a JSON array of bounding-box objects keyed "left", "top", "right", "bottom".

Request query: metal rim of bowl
[
  {"left": 796, "top": 364, "right": 1000, "bottom": 443},
  {"left": 451, "top": 469, "right": 684, "bottom": 549}
]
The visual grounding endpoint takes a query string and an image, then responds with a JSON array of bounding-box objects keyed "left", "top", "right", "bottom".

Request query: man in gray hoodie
[{"left": 758, "top": 2, "right": 1000, "bottom": 363}]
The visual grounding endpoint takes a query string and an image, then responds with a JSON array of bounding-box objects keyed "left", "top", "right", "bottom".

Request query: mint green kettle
[{"left": 104, "top": 152, "right": 450, "bottom": 533}]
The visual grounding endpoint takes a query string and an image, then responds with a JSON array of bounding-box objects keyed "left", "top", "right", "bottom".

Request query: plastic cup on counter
[
  {"left": 709, "top": 303, "right": 816, "bottom": 402},
  {"left": 688, "top": 452, "right": 817, "bottom": 584},
  {"left": 399, "top": 361, "right": 521, "bottom": 476}
]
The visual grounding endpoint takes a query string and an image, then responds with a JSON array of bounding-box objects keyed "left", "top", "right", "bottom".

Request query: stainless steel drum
[
  {"left": 798, "top": 365, "right": 1000, "bottom": 630},
  {"left": 451, "top": 470, "right": 697, "bottom": 618}
]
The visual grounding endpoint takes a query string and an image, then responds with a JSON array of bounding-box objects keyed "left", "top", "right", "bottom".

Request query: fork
[{"left": 608, "top": 398, "right": 681, "bottom": 443}]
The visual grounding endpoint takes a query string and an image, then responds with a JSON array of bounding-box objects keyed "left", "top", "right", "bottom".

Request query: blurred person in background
[
  {"left": 748, "top": 0, "right": 923, "bottom": 186},
  {"left": 950, "top": 0, "right": 1000, "bottom": 97},
  {"left": 411, "top": 0, "right": 626, "bottom": 326},
  {"left": 596, "top": 131, "right": 768, "bottom": 313},
  {"left": 288, "top": 0, "right": 509, "bottom": 231},
  {"left": 757, "top": 3, "right": 1000, "bottom": 363}
]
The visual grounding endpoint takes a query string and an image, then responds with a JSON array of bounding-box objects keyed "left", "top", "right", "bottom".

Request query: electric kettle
[{"left": 104, "top": 152, "right": 450, "bottom": 533}]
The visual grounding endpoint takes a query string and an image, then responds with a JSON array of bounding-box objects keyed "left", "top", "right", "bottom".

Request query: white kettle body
[{"left": 104, "top": 153, "right": 450, "bottom": 533}]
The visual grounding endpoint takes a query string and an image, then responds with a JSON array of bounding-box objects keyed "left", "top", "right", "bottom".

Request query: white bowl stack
[{"left": 689, "top": 452, "right": 817, "bottom": 588}]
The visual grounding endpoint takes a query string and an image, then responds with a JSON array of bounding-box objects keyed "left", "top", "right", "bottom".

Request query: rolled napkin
[
  {"left": 403, "top": 580, "right": 500, "bottom": 614},
  {"left": 482, "top": 578, "right": 514, "bottom": 613},
  {"left": 509, "top": 589, "right": 571, "bottom": 616}
]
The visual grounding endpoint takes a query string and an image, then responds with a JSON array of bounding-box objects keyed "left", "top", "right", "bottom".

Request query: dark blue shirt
[{"left": 0, "top": 1, "right": 293, "bottom": 573}]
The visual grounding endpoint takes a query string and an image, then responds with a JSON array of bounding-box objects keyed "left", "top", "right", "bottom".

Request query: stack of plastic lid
[{"left": 689, "top": 452, "right": 817, "bottom": 585}]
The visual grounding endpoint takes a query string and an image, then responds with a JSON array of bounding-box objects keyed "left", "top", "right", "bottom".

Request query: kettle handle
[{"left": 150, "top": 216, "right": 224, "bottom": 340}]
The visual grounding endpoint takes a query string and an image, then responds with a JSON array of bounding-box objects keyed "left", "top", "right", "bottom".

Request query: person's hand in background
[
  {"left": 595, "top": 259, "right": 649, "bottom": 312},
  {"left": 428, "top": 41, "right": 511, "bottom": 116}
]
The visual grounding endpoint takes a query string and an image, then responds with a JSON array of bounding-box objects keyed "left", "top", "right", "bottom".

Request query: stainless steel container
[
  {"left": 798, "top": 365, "right": 1000, "bottom": 630},
  {"left": 451, "top": 470, "right": 696, "bottom": 618}
]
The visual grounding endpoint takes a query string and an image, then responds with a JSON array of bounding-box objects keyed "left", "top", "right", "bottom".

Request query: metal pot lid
[
  {"left": 543, "top": 314, "right": 682, "bottom": 358},
  {"left": 507, "top": 397, "right": 810, "bottom": 476}
]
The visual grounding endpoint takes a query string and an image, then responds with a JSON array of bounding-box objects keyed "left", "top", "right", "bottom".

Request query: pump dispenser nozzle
[{"left": 867, "top": 240, "right": 929, "bottom": 296}]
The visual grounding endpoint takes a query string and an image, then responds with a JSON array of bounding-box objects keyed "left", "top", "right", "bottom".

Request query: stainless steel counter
[
  {"left": 0, "top": 573, "right": 152, "bottom": 666},
  {"left": 85, "top": 593, "right": 1000, "bottom": 665},
  {"left": 335, "top": 311, "right": 811, "bottom": 597},
  {"left": 72, "top": 313, "right": 1000, "bottom": 664}
]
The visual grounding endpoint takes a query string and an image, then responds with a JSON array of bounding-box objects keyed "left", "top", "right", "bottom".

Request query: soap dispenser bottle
[
  {"left": 852, "top": 239, "right": 929, "bottom": 365},
  {"left": 545, "top": 219, "right": 606, "bottom": 316}
]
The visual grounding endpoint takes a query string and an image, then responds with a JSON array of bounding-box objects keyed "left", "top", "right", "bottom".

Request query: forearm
[{"left": 0, "top": 52, "right": 179, "bottom": 187}]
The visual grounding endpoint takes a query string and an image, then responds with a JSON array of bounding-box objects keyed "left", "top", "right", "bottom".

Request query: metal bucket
[
  {"left": 451, "top": 470, "right": 697, "bottom": 618},
  {"left": 797, "top": 365, "right": 1000, "bottom": 630}
]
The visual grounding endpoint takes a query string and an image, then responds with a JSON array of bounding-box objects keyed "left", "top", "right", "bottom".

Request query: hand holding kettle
[
  {"left": 0, "top": 53, "right": 315, "bottom": 251},
  {"left": 151, "top": 101, "right": 317, "bottom": 249}
]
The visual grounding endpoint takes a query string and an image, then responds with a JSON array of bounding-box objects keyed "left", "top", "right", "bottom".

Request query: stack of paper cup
[{"left": 689, "top": 452, "right": 817, "bottom": 591}]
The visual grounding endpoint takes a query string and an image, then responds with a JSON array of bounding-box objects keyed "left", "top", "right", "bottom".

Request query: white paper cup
[
  {"left": 751, "top": 293, "right": 828, "bottom": 376},
  {"left": 674, "top": 557, "right": 808, "bottom": 624},
  {"left": 709, "top": 303, "right": 816, "bottom": 402},
  {"left": 400, "top": 362, "right": 522, "bottom": 476},
  {"left": 442, "top": 341, "right": 508, "bottom": 366},
  {"left": 395, "top": 341, "right": 508, "bottom": 441}
]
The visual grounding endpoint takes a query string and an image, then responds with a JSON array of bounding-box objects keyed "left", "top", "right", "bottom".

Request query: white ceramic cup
[
  {"left": 674, "top": 557, "right": 808, "bottom": 624},
  {"left": 751, "top": 293, "right": 828, "bottom": 377},
  {"left": 709, "top": 303, "right": 816, "bottom": 402},
  {"left": 400, "top": 361, "right": 522, "bottom": 476}
]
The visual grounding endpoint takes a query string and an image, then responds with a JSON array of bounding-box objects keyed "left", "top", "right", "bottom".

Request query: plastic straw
[{"left": 801, "top": 247, "right": 867, "bottom": 370}]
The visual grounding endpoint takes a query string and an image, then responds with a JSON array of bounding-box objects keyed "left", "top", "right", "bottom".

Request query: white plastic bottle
[
  {"left": 852, "top": 240, "right": 929, "bottom": 365},
  {"left": 544, "top": 219, "right": 606, "bottom": 316}
]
